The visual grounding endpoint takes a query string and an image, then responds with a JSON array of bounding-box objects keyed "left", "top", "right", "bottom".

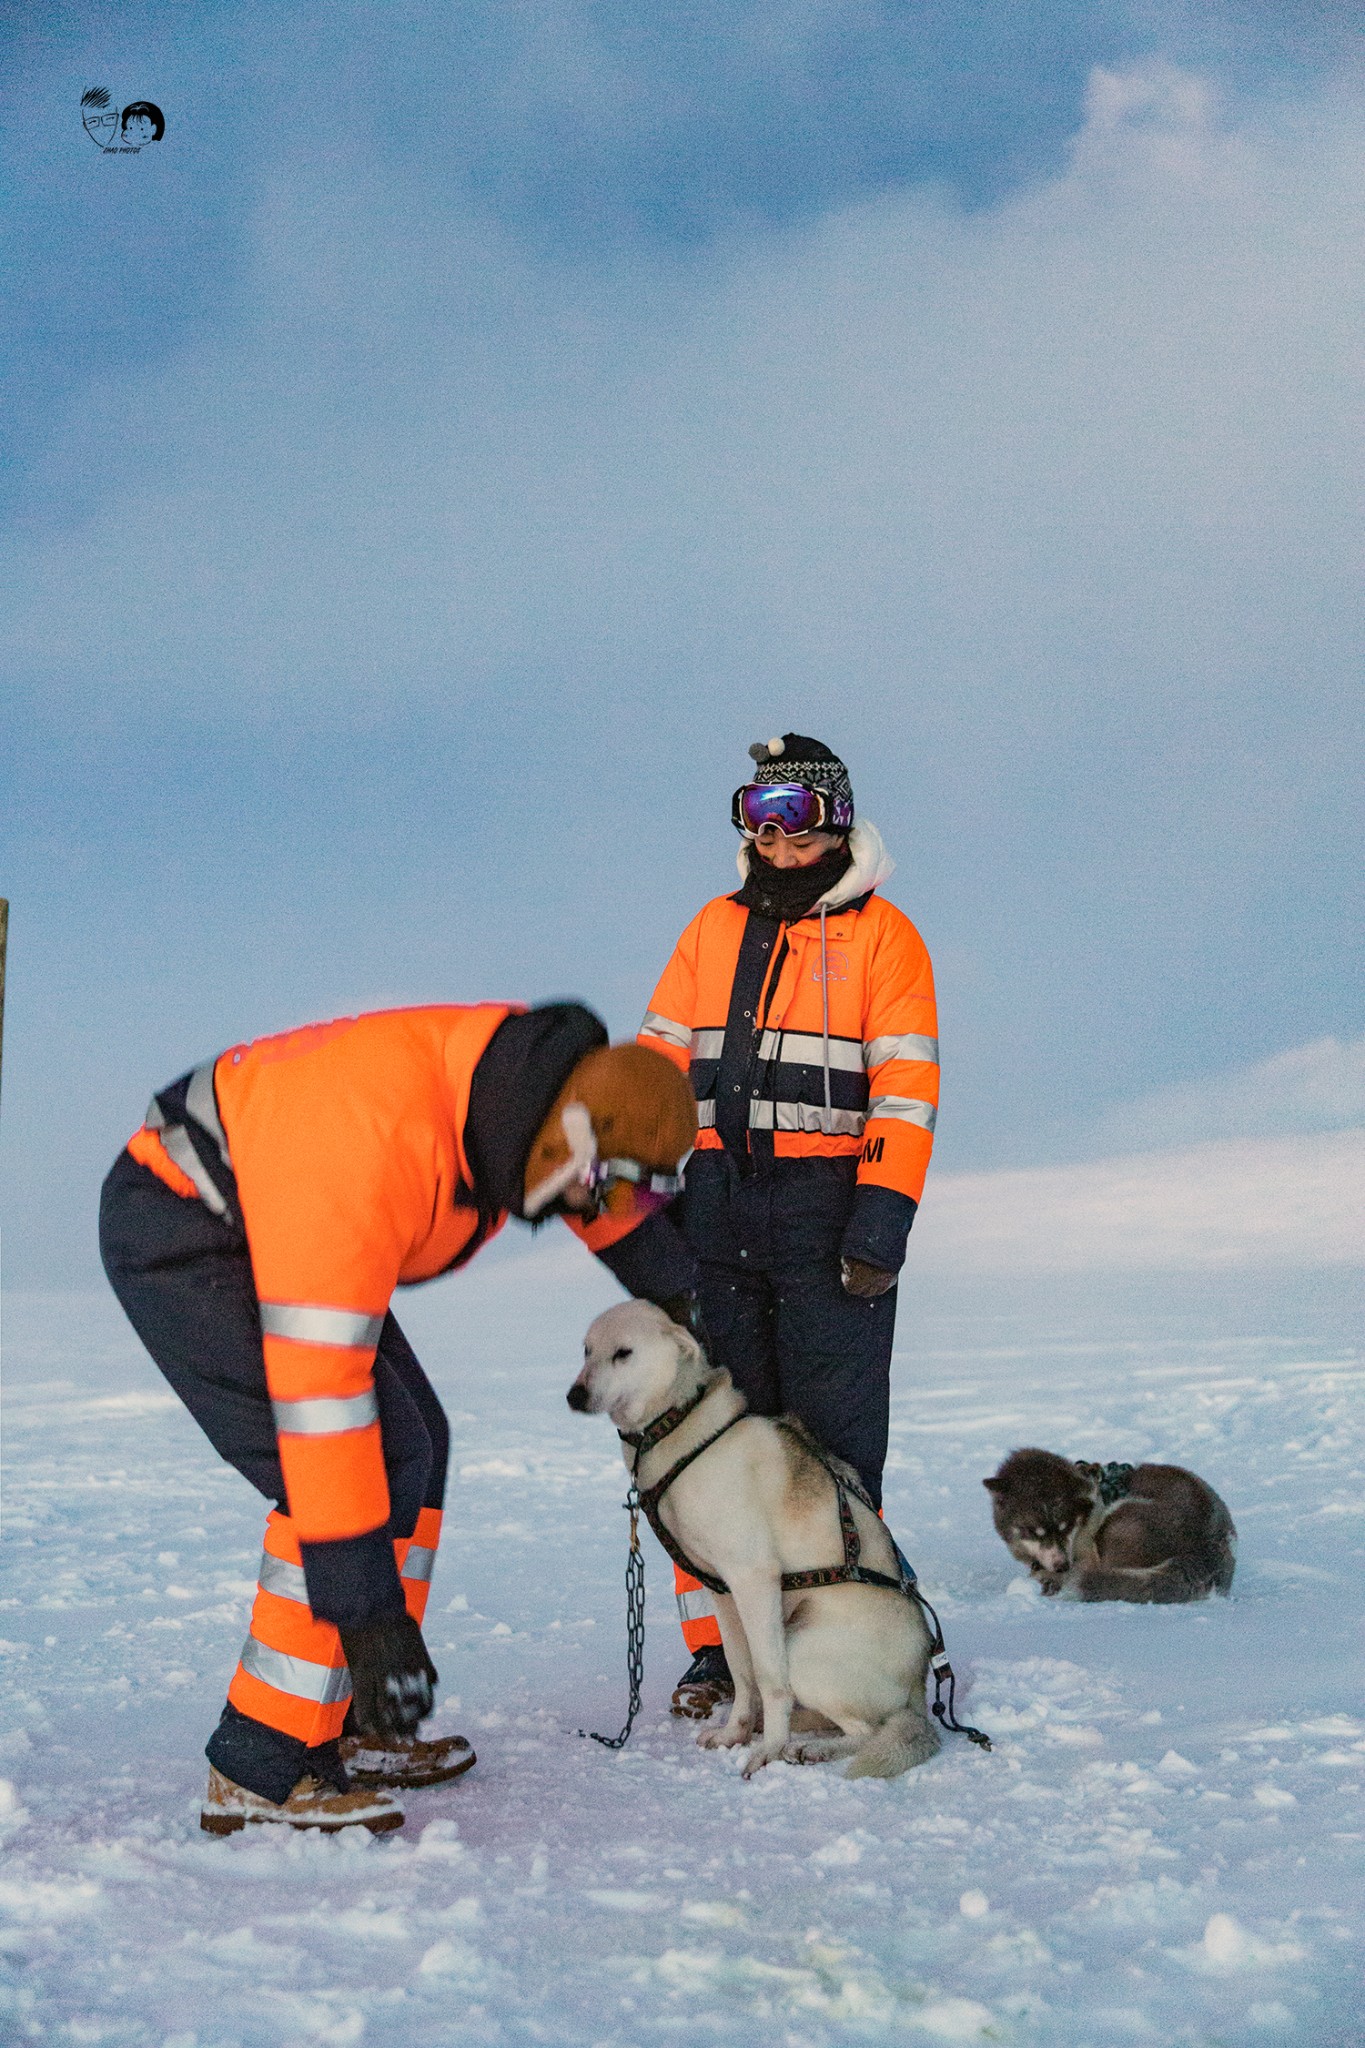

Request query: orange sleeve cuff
[
  {"left": 856, "top": 1120, "right": 934, "bottom": 1206},
  {"left": 563, "top": 1204, "right": 649, "bottom": 1254},
  {"left": 277, "top": 1423, "right": 392, "bottom": 1543}
]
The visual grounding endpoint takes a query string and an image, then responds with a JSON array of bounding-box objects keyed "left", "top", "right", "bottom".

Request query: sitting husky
[
  {"left": 984, "top": 1448, "right": 1236, "bottom": 1602},
  {"left": 568, "top": 1301, "right": 939, "bottom": 1780}
]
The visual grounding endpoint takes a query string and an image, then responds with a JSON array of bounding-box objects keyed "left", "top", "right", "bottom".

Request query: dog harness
[
  {"left": 1074, "top": 1460, "right": 1137, "bottom": 1507},
  {"left": 620, "top": 1390, "right": 901, "bottom": 1599},
  {"left": 614, "top": 1385, "right": 991, "bottom": 1752}
]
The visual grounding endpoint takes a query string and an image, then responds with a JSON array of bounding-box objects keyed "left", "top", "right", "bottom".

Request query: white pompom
[{"left": 767, "top": 736, "right": 784, "bottom": 757}]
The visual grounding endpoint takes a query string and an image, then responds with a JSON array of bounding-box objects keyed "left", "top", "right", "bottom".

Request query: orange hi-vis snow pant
[
  {"left": 229, "top": 1505, "right": 445, "bottom": 1746},
  {"left": 674, "top": 1568, "right": 721, "bottom": 1652}
]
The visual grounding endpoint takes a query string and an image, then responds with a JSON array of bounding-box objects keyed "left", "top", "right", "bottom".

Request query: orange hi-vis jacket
[
  {"left": 640, "top": 823, "right": 938, "bottom": 1217},
  {"left": 128, "top": 1003, "right": 630, "bottom": 1557}
]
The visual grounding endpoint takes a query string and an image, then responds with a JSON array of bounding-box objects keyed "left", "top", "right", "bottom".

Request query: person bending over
[{"left": 100, "top": 1001, "right": 696, "bottom": 1832}]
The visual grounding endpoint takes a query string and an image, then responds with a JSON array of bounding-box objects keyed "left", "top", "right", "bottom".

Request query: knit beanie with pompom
[{"left": 746, "top": 733, "right": 853, "bottom": 823}]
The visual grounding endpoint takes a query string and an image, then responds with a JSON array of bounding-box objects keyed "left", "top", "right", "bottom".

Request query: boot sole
[
  {"left": 200, "top": 1806, "right": 405, "bottom": 1836},
  {"left": 347, "top": 1747, "right": 477, "bottom": 1789},
  {"left": 671, "top": 1687, "right": 734, "bottom": 1720}
]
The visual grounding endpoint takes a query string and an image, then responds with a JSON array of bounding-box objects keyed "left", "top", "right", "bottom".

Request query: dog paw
[
  {"left": 698, "top": 1722, "right": 752, "bottom": 1751},
  {"left": 741, "top": 1743, "right": 781, "bottom": 1779},
  {"left": 1037, "top": 1574, "right": 1065, "bottom": 1596}
]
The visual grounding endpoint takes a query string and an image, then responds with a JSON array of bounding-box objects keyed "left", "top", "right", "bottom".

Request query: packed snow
[{"left": 1, "top": 1240, "right": 1362, "bottom": 2046}]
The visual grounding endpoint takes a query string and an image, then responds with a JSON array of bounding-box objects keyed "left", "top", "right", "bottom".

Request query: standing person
[
  {"left": 99, "top": 1001, "right": 697, "bottom": 1833},
  {"left": 640, "top": 736, "right": 939, "bottom": 1717}
]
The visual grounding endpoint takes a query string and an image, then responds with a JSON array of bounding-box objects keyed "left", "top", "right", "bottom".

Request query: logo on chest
[{"left": 812, "top": 949, "right": 849, "bottom": 984}]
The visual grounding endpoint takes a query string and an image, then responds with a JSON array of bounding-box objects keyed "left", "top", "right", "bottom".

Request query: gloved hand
[
  {"left": 841, "top": 1257, "right": 897, "bottom": 1300},
  {"left": 660, "top": 1290, "right": 710, "bottom": 1354},
  {"left": 338, "top": 1612, "right": 438, "bottom": 1739}
]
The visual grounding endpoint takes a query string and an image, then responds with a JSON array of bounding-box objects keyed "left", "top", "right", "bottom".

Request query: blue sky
[{"left": 1, "top": 2, "right": 1362, "bottom": 1283}]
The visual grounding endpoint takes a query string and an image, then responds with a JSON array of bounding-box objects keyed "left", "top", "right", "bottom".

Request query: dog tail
[{"left": 844, "top": 1708, "right": 940, "bottom": 1780}]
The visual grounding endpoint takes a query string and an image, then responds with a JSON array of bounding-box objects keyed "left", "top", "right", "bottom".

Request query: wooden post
[{"left": 0, "top": 897, "right": 7, "bottom": 1124}]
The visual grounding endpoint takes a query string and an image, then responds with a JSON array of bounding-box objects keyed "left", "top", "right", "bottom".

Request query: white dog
[{"left": 568, "top": 1300, "right": 939, "bottom": 1779}]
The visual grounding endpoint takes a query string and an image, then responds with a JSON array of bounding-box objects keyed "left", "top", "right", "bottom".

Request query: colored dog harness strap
[
  {"left": 1075, "top": 1459, "right": 1137, "bottom": 1507},
  {"left": 616, "top": 1390, "right": 991, "bottom": 1751}
]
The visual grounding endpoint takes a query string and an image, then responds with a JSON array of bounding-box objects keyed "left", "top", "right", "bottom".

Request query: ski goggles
[
  {"left": 731, "top": 781, "right": 853, "bottom": 837},
  {"left": 583, "top": 1155, "right": 689, "bottom": 1221}
]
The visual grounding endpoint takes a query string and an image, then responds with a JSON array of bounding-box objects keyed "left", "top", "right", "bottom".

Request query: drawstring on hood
[{"left": 820, "top": 903, "right": 832, "bottom": 1134}]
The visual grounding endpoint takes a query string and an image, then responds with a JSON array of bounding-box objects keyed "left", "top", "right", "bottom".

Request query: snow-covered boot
[
  {"left": 200, "top": 1765, "right": 404, "bottom": 1836},
  {"left": 339, "top": 1731, "right": 476, "bottom": 1788},
  {"left": 670, "top": 1644, "right": 733, "bottom": 1719}
]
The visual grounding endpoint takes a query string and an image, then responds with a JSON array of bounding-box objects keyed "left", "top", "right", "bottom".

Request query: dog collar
[{"left": 618, "top": 1384, "right": 713, "bottom": 1459}]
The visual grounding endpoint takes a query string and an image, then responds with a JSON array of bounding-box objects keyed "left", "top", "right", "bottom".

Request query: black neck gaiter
[{"left": 734, "top": 839, "right": 854, "bottom": 922}]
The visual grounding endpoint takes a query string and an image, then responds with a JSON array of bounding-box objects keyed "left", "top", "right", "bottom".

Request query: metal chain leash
[
  {"left": 580, "top": 1484, "right": 991, "bottom": 1757},
  {"left": 578, "top": 1485, "right": 646, "bottom": 1750}
]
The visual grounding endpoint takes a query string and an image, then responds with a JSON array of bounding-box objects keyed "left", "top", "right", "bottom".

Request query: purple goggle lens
[
  {"left": 732, "top": 782, "right": 852, "bottom": 836},
  {"left": 585, "top": 1156, "right": 687, "bottom": 1217}
]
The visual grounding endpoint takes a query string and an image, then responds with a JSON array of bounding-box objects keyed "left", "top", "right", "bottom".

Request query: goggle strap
[{"left": 592, "top": 1156, "right": 685, "bottom": 1197}]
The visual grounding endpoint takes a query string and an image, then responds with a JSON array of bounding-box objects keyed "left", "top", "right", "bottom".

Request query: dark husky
[{"left": 983, "top": 1448, "right": 1236, "bottom": 1603}]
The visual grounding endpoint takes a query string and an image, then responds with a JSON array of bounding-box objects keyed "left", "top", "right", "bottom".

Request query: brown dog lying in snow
[{"left": 984, "top": 1448, "right": 1236, "bottom": 1603}]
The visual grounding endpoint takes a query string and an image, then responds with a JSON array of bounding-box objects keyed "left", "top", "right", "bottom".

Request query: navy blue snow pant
[
  {"left": 679, "top": 1151, "right": 898, "bottom": 1508},
  {"left": 98, "top": 1148, "right": 449, "bottom": 1802}
]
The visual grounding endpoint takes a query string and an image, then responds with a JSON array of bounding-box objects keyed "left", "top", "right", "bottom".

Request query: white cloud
[
  {"left": 6, "top": 61, "right": 1363, "bottom": 732},
  {"left": 919, "top": 1128, "right": 1365, "bottom": 1275},
  {"left": 1089, "top": 1035, "right": 1365, "bottom": 1152}
]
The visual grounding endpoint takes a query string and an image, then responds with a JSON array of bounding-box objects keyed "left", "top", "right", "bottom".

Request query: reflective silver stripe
[
  {"left": 239, "top": 1634, "right": 350, "bottom": 1705},
  {"left": 697, "top": 1102, "right": 717, "bottom": 1129},
  {"left": 750, "top": 1099, "right": 866, "bottom": 1137},
  {"left": 271, "top": 1390, "right": 380, "bottom": 1436},
  {"left": 864, "top": 1033, "right": 939, "bottom": 1071},
  {"left": 186, "top": 1059, "right": 231, "bottom": 1165},
  {"left": 258, "top": 1551, "right": 310, "bottom": 1604},
  {"left": 689, "top": 1027, "right": 726, "bottom": 1060},
  {"left": 401, "top": 1544, "right": 436, "bottom": 1584},
  {"left": 867, "top": 1095, "right": 937, "bottom": 1132},
  {"left": 157, "top": 1123, "right": 229, "bottom": 1217},
  {"left": 259, "top": 1303, "right": 385, "bottom": 1348},
  {"left": 676, "top": 1586, "right": 714, "bottom": 1624},
  {"left": 640, "top": 1010, "right": 691, "bottom": 1051},
  {"left": 755, "top": 1029, "right": 863, "bottom": 1074}
]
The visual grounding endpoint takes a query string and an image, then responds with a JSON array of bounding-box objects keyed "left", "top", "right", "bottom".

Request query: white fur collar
[{"left": 734, "top": 819, "right": 894, "bottom": 915}]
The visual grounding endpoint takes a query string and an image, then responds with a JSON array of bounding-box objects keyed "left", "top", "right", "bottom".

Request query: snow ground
[{"left": 1, "top": 1244, "right": 1362, "bottom": 2047}]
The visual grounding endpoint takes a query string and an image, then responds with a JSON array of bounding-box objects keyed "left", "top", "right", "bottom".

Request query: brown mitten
[{"left": 840, "top": 1258, "right": 897, "bottom": 1299}]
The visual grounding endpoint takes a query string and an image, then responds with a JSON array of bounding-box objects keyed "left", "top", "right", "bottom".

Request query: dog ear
[
  {"left": 982, "top": 1476, "right": 1001, "bottom": 1493},
  {"left": 671, "top": 1321, "right": 703, "bottom": 1373}
]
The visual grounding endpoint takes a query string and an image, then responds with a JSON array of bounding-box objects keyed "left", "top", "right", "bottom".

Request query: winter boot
[
  {"left": 670, "top": 1644, "right": 733, "bottom": 1719},
  {"left": 200, "top": 1765, "right": 404, "bottom": 1836},
  {"left": 339, "top": 1731, "right": 476, "bottom": 1789}
]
